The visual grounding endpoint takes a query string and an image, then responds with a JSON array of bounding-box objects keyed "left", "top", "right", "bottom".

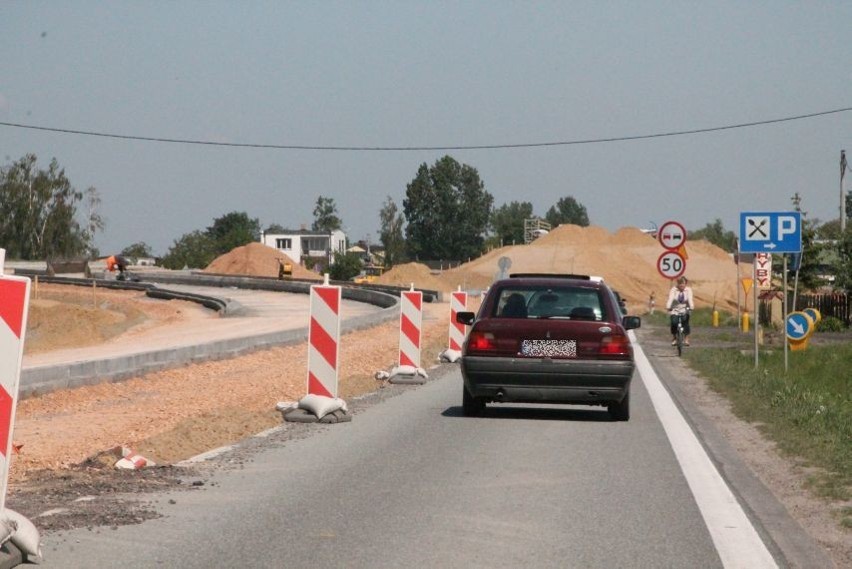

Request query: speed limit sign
[{"left": 657, "top": 251, "right": 686, "bottom": 279}]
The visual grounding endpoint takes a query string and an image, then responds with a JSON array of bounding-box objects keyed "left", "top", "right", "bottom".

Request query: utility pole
[{"left": 842, "top": 150, "right": 847, "bottom": 233}]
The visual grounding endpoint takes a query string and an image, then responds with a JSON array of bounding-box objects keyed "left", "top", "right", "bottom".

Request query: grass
[
  {"left": 684, "top": 335, "right": 851, "bottom": 527},
  {"left": 640, "top": 306, "right": 851, "bottom": 527}
]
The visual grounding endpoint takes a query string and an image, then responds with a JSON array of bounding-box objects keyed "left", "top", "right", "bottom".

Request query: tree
[
  {"left": 328, "top": 251, "right": 363, "bottom": 281},
  {"left": 160, "top": 230, "right": 217, "bottom": 270},
  {"left": 834, "top": 226, "right": 852, "bottom": 293},
  {"left": 689, "top": 219, "right": 736, "bottom": 252},
  {"left": 265, "top": 223, "right": 287, "bottom": 233},
  {"left": 491, "top": 201, "right": 534, "bottom": 245},
  {"left": 544, "top": 196, "right": 589, "bottom": 228},
  {"left": 403, "top": 156, "right": 493, "bottom": 261},
  {"left": 120, "top": 242, "right": 154, "bottom": 260},
  {"left": 312, "top": 196, "right": 342, "bottom": 233},
  {"left": 0, "top": 154, "right": 103, "bottom": 260},
  {"left": 378, "top": 196, "right": 406, "bottom": 267},
  {"left": 207, "top": 211, "right": 260, "bottom": 256}
]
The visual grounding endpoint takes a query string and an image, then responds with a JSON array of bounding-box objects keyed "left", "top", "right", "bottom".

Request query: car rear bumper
[{"left": 461, "top": 356, "right": 634, "bottom": 404}]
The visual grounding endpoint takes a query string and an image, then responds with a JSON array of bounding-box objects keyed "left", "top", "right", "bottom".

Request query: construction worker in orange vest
[{"left": 106, "top": 255, "right": 130, "bottom": 281}]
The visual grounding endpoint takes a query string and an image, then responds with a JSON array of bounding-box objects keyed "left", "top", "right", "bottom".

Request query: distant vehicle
[
  {"left": 352, "top": 265, "right": 385, "bottom": 284},
  {"left": 455, "top": 273, "right": 641, "bottom": 420},
  {"left": 611, "top": 289, "right": 628, "bottom": 315}
]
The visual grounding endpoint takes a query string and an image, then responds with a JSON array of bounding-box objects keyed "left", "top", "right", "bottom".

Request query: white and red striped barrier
[
  {"left": 448, "top": 290, "right": 468, "bottom": 351},
  {"left": 398, "top": 288, "right": 423, "bottom": 368},
  {"left": 306, "top": 276, "right": 341, "bottom": 399},
  {"left": 0, "top": 249, "right": 30, "bottom": 511}
]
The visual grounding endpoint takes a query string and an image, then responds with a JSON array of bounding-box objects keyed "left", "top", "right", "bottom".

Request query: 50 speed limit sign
[{"left": 657, "top": 251, "right": 686, "bottom": 279}]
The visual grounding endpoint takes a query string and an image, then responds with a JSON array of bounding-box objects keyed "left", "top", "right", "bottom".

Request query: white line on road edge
[{"left": 630, "top": 332, "right": 778, "bottom": 569}]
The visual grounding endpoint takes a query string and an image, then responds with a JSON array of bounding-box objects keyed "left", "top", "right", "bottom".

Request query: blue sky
[{"left": 2, "top": 2, "right": 850, "bottom": 256}]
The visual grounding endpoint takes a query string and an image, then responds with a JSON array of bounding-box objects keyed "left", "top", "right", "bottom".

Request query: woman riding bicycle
[{"left": 667, "top": 276, "right": 695, "bottom": 346}]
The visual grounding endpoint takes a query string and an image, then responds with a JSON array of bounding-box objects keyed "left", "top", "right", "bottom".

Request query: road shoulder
[{"left": 635, "top": 325, "right": 844, "bottom": 568}]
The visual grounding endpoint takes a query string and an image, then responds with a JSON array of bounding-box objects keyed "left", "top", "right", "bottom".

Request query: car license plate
[{"left": 520, "top": 339, "right": 577, "bottom": 358}]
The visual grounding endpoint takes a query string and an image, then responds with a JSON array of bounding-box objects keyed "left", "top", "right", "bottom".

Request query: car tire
[
  {"left": 608, "top": 391, "right": 630, "bottom": 421},
  {"left": 462, "top": 386, "right": 485, "bottom": 417}
]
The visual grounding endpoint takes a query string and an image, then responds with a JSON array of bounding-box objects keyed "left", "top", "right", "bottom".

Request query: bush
[
  {"left": 816, "top": 316, "right": 847, "bottom": 333},
  {"left": 328, "top": 252, "right": 363, "bottom": 282}
]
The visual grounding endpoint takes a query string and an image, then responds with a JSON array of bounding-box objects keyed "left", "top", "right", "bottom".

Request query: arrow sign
[{"left": 785, "top": 312, "right": 813, "bottom": 341}]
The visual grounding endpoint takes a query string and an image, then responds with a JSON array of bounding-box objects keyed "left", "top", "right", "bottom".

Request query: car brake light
[
  {"left": 467, "top": 331, "right": 496, "bottom": 352},
  {"left": 599, "top": 334, "right": 630, "bottom": 356}
]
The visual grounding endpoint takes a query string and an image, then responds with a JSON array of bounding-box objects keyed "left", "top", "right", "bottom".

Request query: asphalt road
[{"left": 37, "top": 343, "right": 780, "bottom": 569}]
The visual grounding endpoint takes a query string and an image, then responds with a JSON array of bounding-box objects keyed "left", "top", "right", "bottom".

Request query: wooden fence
[{"left": 795, "top": 292, "right": 850, "bottom": 325}]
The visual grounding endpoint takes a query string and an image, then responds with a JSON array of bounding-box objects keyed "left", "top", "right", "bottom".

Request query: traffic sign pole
[
  {"left": 783, "top": 256, "right": 788, "bottom": 372},
  {"left": 753, "top": 256, "right": 759, "bottom": 368}
]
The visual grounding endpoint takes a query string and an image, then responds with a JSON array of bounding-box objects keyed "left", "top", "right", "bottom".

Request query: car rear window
[{"left": 492, "top": 285, "right": 609, "bottom": 321}]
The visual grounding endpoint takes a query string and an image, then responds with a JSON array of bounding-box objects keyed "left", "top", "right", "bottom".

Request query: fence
[{"left": 795, "top": 292, "right": 851, "bottom": 325}]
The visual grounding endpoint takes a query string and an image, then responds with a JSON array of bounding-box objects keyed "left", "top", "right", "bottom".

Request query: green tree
[
  {"left": 265, "top": 223, "right": 287, "bottom": 233},
  {"left": 378, "top": 196, "right": 406, "bottom": 267},
  {"left": 161, "top": 230, "right": 217, "bottom": 270},
  {"left": 207, "top": 211, "right": 260, "bottom": 256},
  {"left": 491, "top": 201, "right": 534, "bottom": 245},
  {"left": 815, "top": 218, "right": 842, "bottom": 241},
  {"left": 0, "top": 154, "right": 103, "bottom": 260},
  {"left": 689, "top": 219, "right": 737, "bottom": 252},
  {"left": 834, "top": 226, "right": 852, "bottom": 293},
  {"left": 403, "top": 156, "right": 493, "bottom": 261},
  {"left": 312, "top": 196, "right": 342, "bottom": 232},
  {"left": 545, "top": 196, "right": 589, "bottom": 228},
  {"left": 328, "top": 251, "right": 363, "bottom": 281},
  {"left": 120, "top": 242, "right": 154, "bottom": 260}
]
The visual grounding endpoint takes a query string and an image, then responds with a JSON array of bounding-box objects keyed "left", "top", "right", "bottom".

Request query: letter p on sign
[{"left": 778, "top": 216, "right": 797, "bottom": 239}]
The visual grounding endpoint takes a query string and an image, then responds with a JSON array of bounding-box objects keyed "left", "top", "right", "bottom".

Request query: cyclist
[{"left": 667, "top": 276, "right": 695, "bottom": 346}]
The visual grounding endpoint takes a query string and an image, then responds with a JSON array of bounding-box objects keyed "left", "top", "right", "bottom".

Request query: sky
[{"left": 2, "top": 2, "right": 850, "bottom": 257}]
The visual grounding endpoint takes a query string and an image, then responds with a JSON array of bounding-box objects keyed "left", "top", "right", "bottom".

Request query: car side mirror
[
  {"left": 456, "top": 311, "right": 475, "bottom": 325},
  {"left": 622, "top": 315, "right": 641, "bottom": 330}
]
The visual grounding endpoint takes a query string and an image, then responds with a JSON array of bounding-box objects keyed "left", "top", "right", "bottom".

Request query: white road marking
[{"left": 630, "top": 331, "right": 778, "bottom": 569}]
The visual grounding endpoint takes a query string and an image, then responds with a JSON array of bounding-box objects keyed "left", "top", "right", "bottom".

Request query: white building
[{"left": 260, "top": 228, "right": 347, "bottom": 266}]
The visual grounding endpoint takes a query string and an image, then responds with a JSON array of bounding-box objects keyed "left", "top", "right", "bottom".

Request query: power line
[{"left": 1, "top": 106, "right": 850, "bottom": 151}]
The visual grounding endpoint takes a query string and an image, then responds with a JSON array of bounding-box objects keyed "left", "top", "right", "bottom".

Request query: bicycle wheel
[{"left": 676, "top": 327, "right": 684, "bottom": 357}]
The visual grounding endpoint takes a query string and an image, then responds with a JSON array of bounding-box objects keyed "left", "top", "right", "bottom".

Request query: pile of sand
[
  {"left": 375, "top": 262, "right": 449, "bottom": 292},
  {"left": 204, "top": 243, "right": 321, "bottom": 280},
  {"left": 203, "top": 229, "right": 748, "bottom": 313},
  {"left": 385, "top": 225, "right": 749, "bottom": 313}
]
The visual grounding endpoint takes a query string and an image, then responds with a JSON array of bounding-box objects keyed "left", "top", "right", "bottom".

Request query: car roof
[{"left": 498, "top": 273, "right": 607, "bottom": 288}]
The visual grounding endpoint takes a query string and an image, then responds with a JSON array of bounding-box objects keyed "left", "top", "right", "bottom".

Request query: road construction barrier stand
[
  {"left": 0, "top": 250, "right": 31, "bottom": 512},
  {"left": 439, "top": 290, "right": 468, "bottom": 363},
  {"left": 281, "top": 276, "right": 351, "bottom": 424},
  {"left": 448, "top": 290, "right": 468, "bottom": 351},
  {"left": 399, "top": 288, "right": 423, "bottom": 368},
  {"left": 306, "top": 276, "right": 341, "bottom": 398}
]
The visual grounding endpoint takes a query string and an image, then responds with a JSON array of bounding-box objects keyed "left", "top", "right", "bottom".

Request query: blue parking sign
[{"left": 739, "top": 212, "right": 802, "bottom": 253}]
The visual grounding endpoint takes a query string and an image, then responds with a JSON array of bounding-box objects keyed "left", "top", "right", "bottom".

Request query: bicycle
[{"left": 671, "top": 310, "right": 690, "bottom": 357}]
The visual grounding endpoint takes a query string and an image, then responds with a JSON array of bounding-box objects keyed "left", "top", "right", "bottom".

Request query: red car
[{"left": 456, "top": 274, "right": 641, "bottom": 420}]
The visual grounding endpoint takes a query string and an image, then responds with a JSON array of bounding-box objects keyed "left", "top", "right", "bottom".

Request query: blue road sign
[
  {"left": 739, "top": 211, "right": 802, "bottom": 253},
  {"left": 786, "top": 312, "right": 812, "bottom": 341}
]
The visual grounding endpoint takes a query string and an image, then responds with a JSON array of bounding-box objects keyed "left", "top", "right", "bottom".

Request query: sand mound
[
  {"left": 205, "top": 243, "right": 321, "bottom": 280},
  {"left": 391, "top": 225, "right": 748, "bottom": 313},
  {"left": 374, "top": 262, "right": 449, "bottom": 292}
]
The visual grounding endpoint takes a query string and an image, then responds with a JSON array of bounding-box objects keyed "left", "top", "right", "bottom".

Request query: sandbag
[
  {"left": 439, "top": 348, "right": 462, "bottom": 363},
  {"left": 3, "top": 508, "right": 41, "bottom": 562},
  {"left": 298, "top": 394, "right": 347, "bottom": 419},
  {"left": 390, "top": 365, "right": 428, "bottom": 379}
]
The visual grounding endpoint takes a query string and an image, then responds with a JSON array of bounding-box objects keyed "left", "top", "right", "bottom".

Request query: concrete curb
[{"left": 19, "top": 273, "right": 400, "bottom": 399}]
